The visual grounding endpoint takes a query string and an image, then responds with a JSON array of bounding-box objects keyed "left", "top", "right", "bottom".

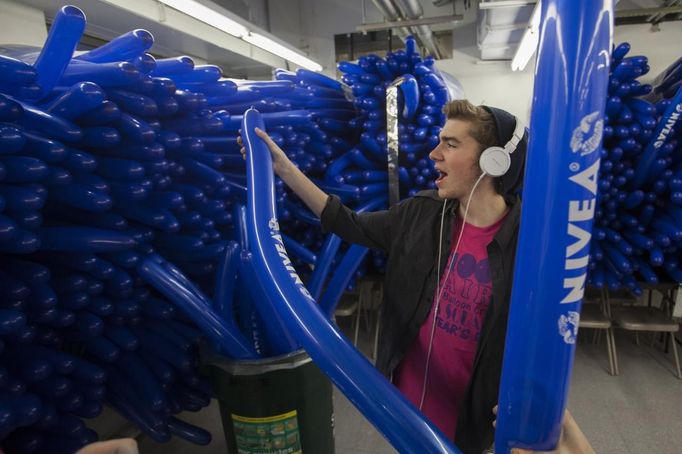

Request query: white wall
[
  {"left": 0, "top": 0, "right": 47, "bottom": 47},
  {"left": 433, "top": 19, "right": 682, "bottom": 124},
  {"left": 614, "top": 22, "right": 682, "bottom": 82},
  {"left": 268, "top": 0, "right": 382, "bottom": 77}
]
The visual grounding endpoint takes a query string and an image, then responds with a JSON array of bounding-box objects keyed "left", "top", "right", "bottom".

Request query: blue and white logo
[
  {"left": 570, "top": 111, "right": 603, "bottom": 156},
  {"left": 558, "top": 311, "right": 580, "bottom": 344}
]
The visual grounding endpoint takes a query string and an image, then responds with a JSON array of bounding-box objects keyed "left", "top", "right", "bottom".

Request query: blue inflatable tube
[
  {"left": 238, "top": 251, "right": 300, "bottom": 356},
  {"left": 36, "top": 227, "right": 135, "bottom": 252},
  {"left": 15, "top": 100, "right": 82, "bottom": 143},
  {"left": 106, "top": 89, "right": 158, "bottom": 117},
  {"left": 167, "top": 417, "right": 212, "bottom": 445},
  {"left": 76, "top": 29, "right": 153, "bottom": 63},
  {"left": 213, "top": 240, "right": 240, "bottom": 322},
  {"left": 307, "top": 234, "right": 342, "bottom": 300},
  {"left": 40, "top": 82, "right": 104, "bottom": 119},
  {"left": 151, "top": 56, "right": 194, "bottom": 76},
  {"left": 131, "top": 52, "right": 157, "bottom": 74},
  {"left": 295, "top": 69, "right": 343, "bottom": 91},
  {"left": 75, "top": 100, "right": 120, "bottom": 126},
  {"left": 319, "top": 244, "right": 370, "bottom": 318},
  {"left": 167, "top": 65, "right": 221, "bottom": 84},
  {"left": 242, "top": 107, "right": 459, "bottom": 453},
  {"left": 0, "top": 54, "right": 37, "bottom": 85},
  {"left": 0, "top": 96, "right": 21, "bottom": 124},
  {"left": 32, "top": 6, "right": 86, "bottom": 98},
  {"left": 494, "top": 2, "right": 612, "bottom": 452},
  {"left": 60, "top": 61, "right": 140, "bottom": 87},
  {"left": 0, "top": 124, "right": 25, "bottom": 154},
  {"left": 631, "top": 86, "right": 682, "bottom": 188},
  {"left": 137, "top": 255, "right": 258, "bottom": 359},
  {"left": 282, "top": 233, "right": 317, "bottom": 265}
]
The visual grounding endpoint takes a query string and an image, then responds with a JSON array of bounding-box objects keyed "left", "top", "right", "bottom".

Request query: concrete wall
[{"left": 0, "top": 0, "right": 47, "bottom": 47}]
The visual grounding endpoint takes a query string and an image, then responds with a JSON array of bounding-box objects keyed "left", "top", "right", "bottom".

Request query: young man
[{"left": 241, "top": 100, "right": 592, "bottom": 454}]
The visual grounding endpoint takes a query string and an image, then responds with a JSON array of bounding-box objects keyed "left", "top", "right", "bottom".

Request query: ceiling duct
[
  {"left": 476, "top": 0, "right": 536, "bottom": 61},
  {"left": 370, "top": 0, "right": 412, "bottom": 39},
  {"left": 393, "top": 0, "right": 444, "bottom": 58},
  {"left": 371, "top": 0, "right": 444, "bottom": 58}
]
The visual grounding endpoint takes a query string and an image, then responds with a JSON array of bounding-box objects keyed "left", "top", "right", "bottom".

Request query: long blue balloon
[
  {"left": 631, "top": 86, "right": 682, "bottom": 188},
  {"left": 494, "top": 1, "right": 612, "bottom": 452},
  {"left": 33, "top": 6, "right": 86, "bottom": 99},
  {"left": 241, "top": 107, "right": 459, "bottom": 453},
  {"left": 319, "top": 244, "right": 369, "bottom": 318},
  {"left": 75, "top": 29, "right": 154, "bottom": 63},
  {"left": 137, "top": 255, "right": 258, "bottom": 359}
]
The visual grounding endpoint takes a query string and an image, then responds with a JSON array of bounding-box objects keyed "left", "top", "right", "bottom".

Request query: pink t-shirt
[{"left": 394, "top": 211, "right": 507, "bottom": 438}]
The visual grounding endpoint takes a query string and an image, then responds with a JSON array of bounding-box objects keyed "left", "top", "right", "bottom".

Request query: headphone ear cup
[{"left": 479, "top": 147, "right": 511, "bottom": 177}]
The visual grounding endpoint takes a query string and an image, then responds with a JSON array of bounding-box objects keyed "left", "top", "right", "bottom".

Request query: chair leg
[
  {"left": 604, "top": 328, "right": 615, "bottom": 375},
  {"left": 669, "top": 332, "right": 681, "bottom": 379},
  {"left": 353, "top": 302, "right": 361, "bottom": 347},
  {"left": 609, "top": 328, "right": 619, "bottom": 375},
  {"left": 635, "top": 332, "right": 640, "bottom": 345},
  {"left": 372, "top": 315, "right": 381, "bottom": 365}
]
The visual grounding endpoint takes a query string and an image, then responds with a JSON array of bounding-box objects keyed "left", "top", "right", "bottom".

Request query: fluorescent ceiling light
[
  {"left": 158, "top": 0, "right": 248, "bottom": 37},
  {"left": 244, "top": 32, "right": 323, "bottom": 72},
  {"left": 511, "top": 1, "right": 541, "bottom": 71}
]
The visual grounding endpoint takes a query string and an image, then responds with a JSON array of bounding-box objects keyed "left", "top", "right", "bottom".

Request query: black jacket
[{"left": 320, "top": 190, "right": 521, "bottom": 454}]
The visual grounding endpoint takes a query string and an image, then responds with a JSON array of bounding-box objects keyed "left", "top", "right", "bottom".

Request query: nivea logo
[
  {"left": 653, "top": 103, "right": 681, "bottom": 149},
  {"left": 570, "top": 111, "right": 603, "bottom": 156},
  {"left": 561, "top": 159, "right": 600, "bottom": 305},
  {"left": 269, "top": 220, "right": 313, "bottom": 301},
  {"left": 558, "top": 311, "right": 580, "bottom": 344}
]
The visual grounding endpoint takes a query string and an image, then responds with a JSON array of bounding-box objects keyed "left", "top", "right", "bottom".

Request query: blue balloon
[
  {"left": 76, "top": 29, "right": 154, "bottom": 63},
  {"left": 15, "top": 100, "right": 82, "bottom": 143},
  {"left": 241, "top": 107, "right": 459, "bottom": 452},
  {"left": 37, "top": 227, "right": 135, "bottom": 252},
  {"left": 137, "top": 255, "right": 258, "bottom": 359},
  {"left": 32, "top": 6, "right": 86, "bottom": 98},
  {"left": 213, "top": 240, "right": 240, "bottom": 322},
  {"left": 495, "top": 1, "right": 612, "bottom": 451},
  {"left": 0, "top": 54, "right": 37, "bottom": 85},
  {"left": 41, "top": 82, "right": 105, "bottom": 119},
  {"left": 167, "top": 416, "right": 212, "bottom": 445}
]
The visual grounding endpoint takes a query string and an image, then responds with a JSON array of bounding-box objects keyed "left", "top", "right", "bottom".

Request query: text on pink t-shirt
[{"left": 394, "top": 211, "right": 507, "bottom": 438}]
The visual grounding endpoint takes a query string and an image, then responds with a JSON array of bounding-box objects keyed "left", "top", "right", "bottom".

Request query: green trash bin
[{"left": 205, "top": 349, "right": 334, "bottom": 454}]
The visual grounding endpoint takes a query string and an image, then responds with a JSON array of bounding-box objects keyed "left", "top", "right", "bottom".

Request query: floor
[{"left": 124, "top": 321, "right": 682, "bottom": 454}]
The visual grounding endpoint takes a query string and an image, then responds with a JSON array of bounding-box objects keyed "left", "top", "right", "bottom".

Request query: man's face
[{"left": 429, "top": 119, "right": 483, "bottom": 200}]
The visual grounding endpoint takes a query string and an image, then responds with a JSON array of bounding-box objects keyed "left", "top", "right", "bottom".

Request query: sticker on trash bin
[{"left": 231, "top": 410, "right": 302, "bottom": 454}]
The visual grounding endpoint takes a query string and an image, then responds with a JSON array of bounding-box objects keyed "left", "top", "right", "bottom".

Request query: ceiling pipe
[
  {"left": 370, "top": 0, "right": 412, "bottom": 40},
  {"left": 393, "top": 0, "right": 444, "bottom": 58}
]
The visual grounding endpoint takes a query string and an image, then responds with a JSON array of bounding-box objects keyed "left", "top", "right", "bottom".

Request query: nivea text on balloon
[{"left": 562, "top": 158, "right": 600, "bottom": 304}]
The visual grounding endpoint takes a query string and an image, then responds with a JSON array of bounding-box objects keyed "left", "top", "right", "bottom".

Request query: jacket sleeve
[{"left": 320, "top": 195, "right": 393, "bottom": 252}]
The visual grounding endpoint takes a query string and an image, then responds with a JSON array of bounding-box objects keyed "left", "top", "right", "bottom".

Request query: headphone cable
[{"left": 419, "top": 172, "right": 486, "bottom": 411}]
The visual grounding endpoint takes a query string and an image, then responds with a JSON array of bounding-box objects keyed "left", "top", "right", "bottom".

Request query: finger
[
  {"left": 76, "top": 438, "right": 139, "bottom": 454},
  {"left": 240, "top": 148, "right": 246, "bottom": 159},
  {"left": 237, "top": 136, "right": 242, "bottom": 145},
  {"left": 255, "top": 127, "right": 274, "bottom": 144},
  {"left": 492, "top": 405, "right": 498, "bottom": 415}
]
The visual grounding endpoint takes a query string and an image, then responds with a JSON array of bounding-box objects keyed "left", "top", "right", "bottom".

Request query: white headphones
[{"left": 478, "top": 116, "right": 526, "bottom": 177}]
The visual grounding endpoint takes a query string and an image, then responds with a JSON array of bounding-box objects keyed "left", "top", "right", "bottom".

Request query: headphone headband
[{"left": 504, "top": 116, "right": 526, "bottom": 154}]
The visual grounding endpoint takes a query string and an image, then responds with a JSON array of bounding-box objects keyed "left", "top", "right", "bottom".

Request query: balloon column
[
  {"left": 496, "top": 0, "right": 612, "bottom": 452},
  {"left": 587, "top": 42, "right": 682, "bottom": 294}
]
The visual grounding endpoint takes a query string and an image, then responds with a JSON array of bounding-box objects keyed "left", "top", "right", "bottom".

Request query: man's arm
[
  {"left": 240, "top": 127, "right": 393, "bottom": 251},
  {"left": 240, "top": 127, "right": 328, "bottom": 217}
]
